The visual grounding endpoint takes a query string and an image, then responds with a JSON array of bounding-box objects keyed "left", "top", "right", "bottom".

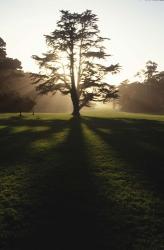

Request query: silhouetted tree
[
  {"left": 119, "top": 61, "right": 164, "bottom": 113},
  {"left": 0, "top": 37, "right": 6, "bottom": 59},
  {"left": 135, "top": 61, "right": 158, "bottom": 83},
  {"left": 0, "top": 37, "right": 22, "bottom": 83},
  {"left": 0, "top": 37, "right": 36, "bottom": 113},
  {"left": 145, "top": 60, "right": 158, "bottom": 80},
  {"left": 32, "top": 10, "right": 120, "bottom": 117}
]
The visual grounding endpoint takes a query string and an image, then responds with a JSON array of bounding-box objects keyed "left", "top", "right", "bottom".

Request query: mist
[{"left": 22, "top": 74, "right": 72, "bottom": 113}]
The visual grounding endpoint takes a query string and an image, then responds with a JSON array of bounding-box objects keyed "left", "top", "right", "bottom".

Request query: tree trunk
[
  {"left": 70, "top": 41, "right": 80, "bottom": 118},
  {"left": 70, "top": 87, "right": 80, "bottom": 117},
  {"left": 68, "top": 36, "right": 81, "bottom": 117},
  {"left": 72, "top": 106, "right": 80, "bottom": 117}
]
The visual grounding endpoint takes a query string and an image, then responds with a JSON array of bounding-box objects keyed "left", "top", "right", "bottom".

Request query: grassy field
[{"left": 0, "top": 111, "right": 164, "bottom": 250}]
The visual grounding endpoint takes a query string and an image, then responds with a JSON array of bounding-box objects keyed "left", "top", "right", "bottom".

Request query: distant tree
[
  {"left": 119, "top": 61, "right": 164, "bottom": 113},
  {"left": 32, "top": 10, "right": 120, "bottom": 117},
  {"left": 135, "top": 61, "right": 158, "bottom": 82},
  {"left": 0, "top": 92, "right": 36, "bottom": 115},
  {"left": 14, "top": 95, "right": 36, "bottom": 116},
  {"left": 0, "top": 37, "right": 6, "bottom": 59},
  {"left": 144, "top": 60, "right": 158, "bottom": 80}
]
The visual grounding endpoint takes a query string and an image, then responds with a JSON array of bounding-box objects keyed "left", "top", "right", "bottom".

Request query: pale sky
[{"left": 0, "top": 0, "right": 164, "bottom": 84}]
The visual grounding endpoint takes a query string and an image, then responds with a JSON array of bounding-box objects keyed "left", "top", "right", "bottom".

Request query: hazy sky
[{"left": 0, "top": 0, "right": 164, "bottom": 84}]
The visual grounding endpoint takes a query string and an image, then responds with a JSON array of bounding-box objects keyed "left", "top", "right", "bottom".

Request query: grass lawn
[{"left": 0, "top": 111, "right": 164, "bottom": 249}]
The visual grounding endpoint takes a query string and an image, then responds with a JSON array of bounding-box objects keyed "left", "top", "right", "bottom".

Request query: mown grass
[{"left": 0, "top": 111, "right": 164, "bottom": 250}]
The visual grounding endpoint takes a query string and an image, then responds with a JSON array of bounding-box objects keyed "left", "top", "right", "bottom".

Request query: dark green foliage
[
  {"left": 119, "top": 61, "right": 164, "bottom": 113},
  {"left": 0, "top": 37, "right": 36, "bottom": 113},
  {"left": 0, "top": 93, "right": 36, "bottom": 113},
  {"left": 144, "top": 60, "right": 158, "bottom": 80},
  {"left": 32, "top": 10, "right": 119, "bottom": 116},
  {"left": 0, "top": 37, "right": 22, "bottom": 79},
  {"left": 0, "top": 112, "right": 164, "bottom": 249},
  {"left": 0, "top": 38, "right": 6, "bottom": 59}
]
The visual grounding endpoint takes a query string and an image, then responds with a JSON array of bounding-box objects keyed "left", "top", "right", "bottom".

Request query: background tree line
[
  {"left": 118, "top": 61, "right": 164, "bottom": 113},
  {"left": 0, "top": 37, "right": 36, "bottom": 113}
]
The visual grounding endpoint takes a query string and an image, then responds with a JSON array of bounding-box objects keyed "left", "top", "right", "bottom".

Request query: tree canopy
[
  {"left": 0, "top": 37, "right": 22, "bottom": 78},
  {"left": 32, "top": 10, "right": 120, "bottom": 116},
  {"left": 0, "top": 37, "right": 36, "bottom": 113}
]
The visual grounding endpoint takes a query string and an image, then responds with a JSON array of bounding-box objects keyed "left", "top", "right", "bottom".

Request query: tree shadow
[
  {"left": 0, "top": 116, "right": 69, "bottom": 249},
  {"left": 1, "top": 115, "right": 164, "bottom": 250},
  {"left": 0, "top": 116, "right": 69, "bottom": 168},
  {"left": 0, "top": 116, "right": 107, "bottom": 249},
  {"left": 83, "top": 116, "right": 164, "bottom": 195},
  {"left": 8, "top": 116, "right": 129, "bottom": 250}
]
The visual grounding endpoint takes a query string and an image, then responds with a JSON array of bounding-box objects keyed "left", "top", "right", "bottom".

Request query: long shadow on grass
[
  {"left": 0, "top": 116, "right": 69, "bottom": 168},
  {"left": 0, "top": 116, "right": 70, "bottom": 249},
  {"left": 83, "top": 116, "right": 164, "bottom": 195},
  {"left": 2, "top": 117, "right": 113, "bottom": 250},
  {"left": 1, "top": 115, "right": 164, "bottom": 250}
]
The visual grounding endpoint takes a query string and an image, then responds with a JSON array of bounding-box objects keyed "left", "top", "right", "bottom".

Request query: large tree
[
  {"left": 32, "top": 10, "right": 120, "bottom": 117},
  {"left": 0, "top": 37, "right": 22, "bottom": 82},
  {"left": 0, "top": 37, "right": 36, "bottom": 113}
]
